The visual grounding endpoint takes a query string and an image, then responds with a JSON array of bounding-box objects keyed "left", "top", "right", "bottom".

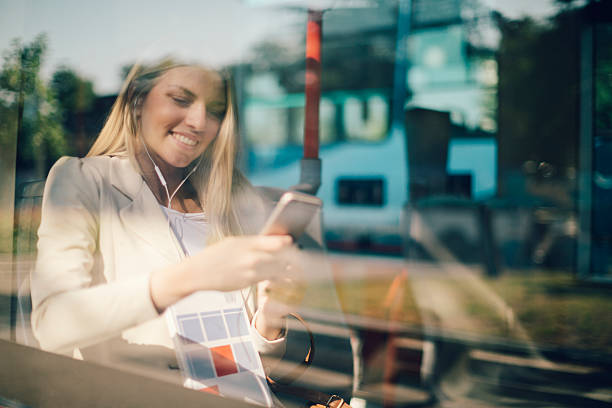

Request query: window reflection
[
  {"left": 0, "top": 1, "right": 611, "bottom": 408},
  {"left": 592, "top": 23, "right": 612, "bottom": 279}
]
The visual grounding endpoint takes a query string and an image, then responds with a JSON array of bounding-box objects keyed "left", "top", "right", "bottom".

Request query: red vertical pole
[{"left": 304, "top": 10, "right": 322, "bottom": 160}]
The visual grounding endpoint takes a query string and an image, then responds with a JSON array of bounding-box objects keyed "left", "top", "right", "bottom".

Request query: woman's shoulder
[
  {"left": 45, "top": 155, "right": 135, "bottom": 199},
  {"left": 49, "top": 155, "right": 129, "bottom": 180}
]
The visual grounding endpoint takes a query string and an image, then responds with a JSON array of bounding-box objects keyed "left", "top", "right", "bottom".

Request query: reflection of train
[{"left": 243, "top": 89, "right": 496, "bottom": 253}]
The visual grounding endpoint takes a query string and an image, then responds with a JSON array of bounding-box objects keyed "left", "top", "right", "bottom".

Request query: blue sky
[
  {"left": 1, "top": 0, "right": 573, "bottom": 95},
  {"left": 0, "top": 0, "right": 303, "bottom": 94}
]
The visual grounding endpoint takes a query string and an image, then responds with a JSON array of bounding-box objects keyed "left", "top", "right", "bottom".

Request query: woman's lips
[{"left": 170, "top": 131, "right": 198, "bottom": 147}]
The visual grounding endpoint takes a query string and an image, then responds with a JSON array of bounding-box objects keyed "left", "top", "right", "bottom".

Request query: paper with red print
[{"left": 167, "top": 290, "right": 273, "bottom": 407}]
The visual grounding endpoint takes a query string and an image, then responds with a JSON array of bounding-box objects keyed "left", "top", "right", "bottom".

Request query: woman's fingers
[
  {"left": 240, "top": 235, "right": 295, "bottom": 280},
  {"left": 181, "top": 234, "right": 296, "bottom": 293},
  {"left": 252, "top": 234, "right": 293, "bottom": 251},
  {"left": 247, "top": 251, "right": 285, "bottom": 279}
]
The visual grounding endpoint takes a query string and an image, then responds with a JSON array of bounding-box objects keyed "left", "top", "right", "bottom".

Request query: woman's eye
[
  {"left": 171, "top": 96, "right": 190, "bottom": 106},
  {"left": 208, "top": 110, "right": 225, "bottom": 120},
  {"left": 207, "top": 103, "right": 226, "bottom": 120}
]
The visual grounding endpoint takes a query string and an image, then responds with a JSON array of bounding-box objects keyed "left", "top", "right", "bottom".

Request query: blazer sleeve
[{"left": 31, "top": 157, "right": 159, "bottom": 353}]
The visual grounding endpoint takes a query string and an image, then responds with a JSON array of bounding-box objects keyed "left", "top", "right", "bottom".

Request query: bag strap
[
  {"left": 266, "top": 313, "right": 351, "bottom": 408},
  {"left": 267, "top": 312, "right": 314, "bottom": 385}
]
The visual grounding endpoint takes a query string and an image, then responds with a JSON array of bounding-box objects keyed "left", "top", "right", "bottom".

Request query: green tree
[
  {"left": 51, "top": 67, "right": 95, "bottom": 156},
  {"left": 51, "top": 67, "right": 94, "bottom": 114},
  {"left": 595, "top": 24, "right": 612, "bottom": 132},
  {"left": 0, "top": 34, "right": 68, "bottom": 177},
  {"left": 495, "top": 10, "right": 580, "bottom": 206}
]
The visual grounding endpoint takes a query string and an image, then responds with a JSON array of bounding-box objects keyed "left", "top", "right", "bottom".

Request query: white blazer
[{"left": 31, "top": 155, "right": 278, "bottom": 379}]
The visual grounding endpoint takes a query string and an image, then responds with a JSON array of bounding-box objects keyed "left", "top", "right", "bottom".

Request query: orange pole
[{"left": 304, "top": 10, "right": 322, "bottom": 159}]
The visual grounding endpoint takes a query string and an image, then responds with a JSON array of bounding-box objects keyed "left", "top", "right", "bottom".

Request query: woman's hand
[
  {"left": 149, "top": 235, "right": 293, "bottom": 312},
  {"left": 255, "top": 254, "right": 307, "bottom": 340}
]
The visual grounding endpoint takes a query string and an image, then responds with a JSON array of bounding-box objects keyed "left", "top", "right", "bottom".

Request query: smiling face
[{"left": 138, "top": 66, "right": 226, "bottom": 169}]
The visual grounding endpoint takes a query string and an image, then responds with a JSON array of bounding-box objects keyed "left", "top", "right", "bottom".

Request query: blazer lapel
[{"left": 109, "top": 156, "right": 183, "bottom": 263}]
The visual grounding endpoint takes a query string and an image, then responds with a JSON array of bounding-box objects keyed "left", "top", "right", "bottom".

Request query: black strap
[
  {"left": 266, "top": 313, "right": 350, "bottom": 407},
  {"left": 267, "top": 312, "right": 314, "bottom": 385}
]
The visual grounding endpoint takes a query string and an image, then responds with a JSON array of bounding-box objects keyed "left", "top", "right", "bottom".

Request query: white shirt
[{"left": 161, "top": 206, "right": 208, "bottom": 256}]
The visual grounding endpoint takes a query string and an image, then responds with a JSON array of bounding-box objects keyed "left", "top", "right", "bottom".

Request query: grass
[
  {"left": 308, "top": 258, "right": 612, "bottom": 356},
  {"left": 485, "top": 270, "right": 612, "bottom": 353},
  {"left": 335, "top": 276, "right": 422, "bottom": 326}
]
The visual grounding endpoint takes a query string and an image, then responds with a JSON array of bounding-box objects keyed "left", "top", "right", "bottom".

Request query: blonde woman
[{"left": 31, "top": 60, "right": 296, "bottom": 381}]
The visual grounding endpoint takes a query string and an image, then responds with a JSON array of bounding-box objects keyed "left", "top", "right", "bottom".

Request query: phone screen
[{"left": 260, "top": 192, "right": 322, "bottom": 240}]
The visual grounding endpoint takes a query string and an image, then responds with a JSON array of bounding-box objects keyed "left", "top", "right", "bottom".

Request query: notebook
[{"left": 167, "top": 290, "right": 274, "bottom": 407}]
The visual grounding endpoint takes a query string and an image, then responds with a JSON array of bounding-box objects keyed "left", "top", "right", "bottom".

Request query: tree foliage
[
  {"left": 51, "top": 67, "right": 95, "bottom": 114},
  {"left": 50, "top": 66, "right": 96, "bottom": 156},
  {"left": 0, "top": 34, "right": 68, "bottom": 176},
  {"left": 595, "top": 24, "right": 612, "bottom": 133},
  {"left": 495, "top": 9, "right": 580, "bottom": 204}
]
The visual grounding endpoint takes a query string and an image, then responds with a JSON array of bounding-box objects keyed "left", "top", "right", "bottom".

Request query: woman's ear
[
  {"left": 133, "top": 97, "right": 142, "bottom": 118},
  {"left": 129, "top": 98, "right": 143, "bottom": 135}
]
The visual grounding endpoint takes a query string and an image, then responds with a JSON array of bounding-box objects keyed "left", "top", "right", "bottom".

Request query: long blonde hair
[{"left": 87, "top": 59, "right": 246, "bottom": 240}]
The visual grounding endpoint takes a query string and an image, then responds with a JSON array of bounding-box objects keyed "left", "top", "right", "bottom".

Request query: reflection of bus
[
  {"left": 243, "top": 88, "right": 409, "bottom": 252},
  {"left": 239, "top": 0, "right": 499, "bottom": 254},
  {"left": 243, "top": 89, "right": 497, "bottom": 253}
]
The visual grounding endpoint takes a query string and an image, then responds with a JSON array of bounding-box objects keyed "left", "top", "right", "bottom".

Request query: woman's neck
[{"left": 134, "top": 149, "right": 202, "bottom": 212}]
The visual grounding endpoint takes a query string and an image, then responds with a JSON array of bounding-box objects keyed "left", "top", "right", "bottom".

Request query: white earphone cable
[{"left": 141, "top": 135, "right": 202, "bottom": 209}]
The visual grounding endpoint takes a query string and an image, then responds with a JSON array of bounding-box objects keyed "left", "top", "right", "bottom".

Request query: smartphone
[{"left": 259, "top": 191, "right": 322, "bottom": 240}]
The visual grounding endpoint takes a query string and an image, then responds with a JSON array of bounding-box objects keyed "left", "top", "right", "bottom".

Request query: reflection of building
[
  {"left": 406, "top": 0, "right": 497, "bottom": 131},
  {"left": 579, "top": 2, "right": 612, "bottom": 280},
  {"left": 403, "top": 0, "right": 499, "bottom": 202}
]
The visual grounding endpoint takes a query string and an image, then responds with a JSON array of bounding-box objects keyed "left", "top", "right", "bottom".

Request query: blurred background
[{"left": 0, "top": 0, "right": 611, "bottom": 407}]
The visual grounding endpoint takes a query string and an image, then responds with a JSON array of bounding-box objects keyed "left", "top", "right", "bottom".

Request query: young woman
[{"left": 31, "top": 59, "right": 296, "bottom": 378}]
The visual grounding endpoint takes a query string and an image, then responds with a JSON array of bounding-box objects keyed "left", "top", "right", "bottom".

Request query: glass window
[{"left": 1, "top": 1, "right": 611, "bottom": 407}]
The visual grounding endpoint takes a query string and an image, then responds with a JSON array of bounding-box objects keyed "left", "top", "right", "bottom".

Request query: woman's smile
[{"left": 170, "top": 131, "right": 199, "bottom": 148}]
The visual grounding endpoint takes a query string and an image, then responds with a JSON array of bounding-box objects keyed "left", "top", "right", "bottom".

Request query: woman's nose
[{"left": 184, "top": 102, "right": 207, "bottom": 130}]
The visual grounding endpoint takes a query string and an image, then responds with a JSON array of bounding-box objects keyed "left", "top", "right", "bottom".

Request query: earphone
[{"left": 140, "top": 134, "right": 201, "bottom": 208}]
